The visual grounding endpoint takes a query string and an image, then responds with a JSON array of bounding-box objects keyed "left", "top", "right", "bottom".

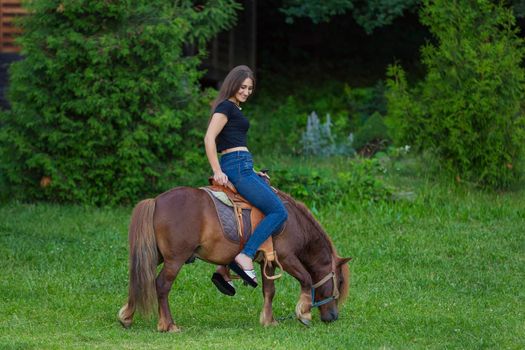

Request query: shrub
[
  {"left": 272, "top": 158, "right": 393, "bottom": 209},
  {"left": 0, "top": 0, "right": 239, "bottom": 204},
  {"left": 301, "top": 111, "right": 354, "bottom": 156},
  {"left": 249, "top": 79, "right": 390, "bottom": 157},
  {"left": 386, "top": 0, "right": 525, "bottom": 189},
  {"left": 248, "top": 95, "right": 305, "bottom": 154},
  {"left": 344, "top": 81, "right": 387, "bottom": 127},
  {"left": 344, "top": 81, "right": 390, "bottom": 155},
  {"left": 352, "top": 111, "right": 389, "bottom": 152},
  {"left": 248, "top": 80, "right": 351, "bottom": 155}
]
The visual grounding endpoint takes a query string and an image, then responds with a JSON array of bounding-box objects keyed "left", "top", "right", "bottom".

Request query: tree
[
  {"left": 280, "top": 0, "right": 525, "bottom": 33},
  {"left": 280, "top": 0, "right": 422, "bottom": 33},
  {"left": 386, "top": 0, "right": 525, "bottom": 188},
  {"left": 0, "top": 0, "right": 240, "bottom": 204}
]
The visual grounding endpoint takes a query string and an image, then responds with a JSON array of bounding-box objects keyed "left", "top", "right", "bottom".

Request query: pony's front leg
[
  {"left": 156, "top": 260, "right": 184, "bottom": 332},
  {"left": 280, "top": 255, "right": 313, "bottom": 326},
  {"left": 259, "top": 264, "right": 278, "bottom": 326},
  {"left": 295, "top": 291, "right": 313, "bottom": 326}
]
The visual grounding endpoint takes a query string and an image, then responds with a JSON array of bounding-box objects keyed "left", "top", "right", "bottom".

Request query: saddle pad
[
  {"left": 208, "top": 189, "right": 233, "bottom": 207},
  {"left": 202, "top": 188, "right": 253, "bottom": 243}
]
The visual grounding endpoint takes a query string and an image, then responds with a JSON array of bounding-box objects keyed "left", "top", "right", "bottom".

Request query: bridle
[{"left": 310, "top": 259, "right": 340, "bottom": 308}]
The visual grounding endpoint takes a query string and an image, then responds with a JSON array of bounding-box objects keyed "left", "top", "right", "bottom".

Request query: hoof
[
  {"left": 118, "top": 318, "right": 132, "bottom": 329},
  {"left": 261, "top": 318, "right": 278, "bottom": 327},
  {"left": 294, "top": 301, "right": 311, "bottom": 327},
  {"left": 260, "top": 312, "right": 278, "bottom": 327},
  {"left": 298, "top": 317, "right": 311, "bottom": 327},
  {"left": 118, "top": 305, "right": 132, "bottom": 329},
  {"left": 158, "top": 323, "right": 181, "bottom": 333},
  {"left": 267, "top": 320, "right": 279, "bottom": 327}
]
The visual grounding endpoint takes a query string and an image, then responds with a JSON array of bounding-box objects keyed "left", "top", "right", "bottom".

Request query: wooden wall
[{"left": 0, "top": 0, "right": 26, "bottom": 53}]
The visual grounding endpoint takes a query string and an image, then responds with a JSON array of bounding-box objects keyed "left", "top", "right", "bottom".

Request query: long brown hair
[{"left": 210, "top": 65, "right": 255, "bottom": 114}]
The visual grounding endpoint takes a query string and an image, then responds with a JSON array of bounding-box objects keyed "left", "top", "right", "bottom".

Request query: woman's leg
[
  {"left": 219, "top": 152, "right": 287, "bottom": 280},
  {"left": 233, "top": 172, "right": 288, "bottom": 259}
]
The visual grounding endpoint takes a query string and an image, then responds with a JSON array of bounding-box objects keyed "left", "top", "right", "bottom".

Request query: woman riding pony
[{"left": 204, "top": 65, "right": 288, "bottom": 293}]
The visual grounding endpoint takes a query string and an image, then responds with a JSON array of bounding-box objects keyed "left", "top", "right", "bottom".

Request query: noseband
[{"left": 311, "top": 260, "right": 340, "bottom": 308}]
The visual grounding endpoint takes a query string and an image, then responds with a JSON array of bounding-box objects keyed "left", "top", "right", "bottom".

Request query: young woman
[{"left": 204, "top": 65, "right": 288, "bottom": 294}]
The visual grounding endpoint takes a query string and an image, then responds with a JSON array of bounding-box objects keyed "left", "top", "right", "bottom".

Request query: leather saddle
[{"left": 200, "top": 173, "right": 284, "bottom": 280}]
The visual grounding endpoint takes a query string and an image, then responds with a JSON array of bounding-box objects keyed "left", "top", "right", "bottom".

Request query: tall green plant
[
  {"left": 280, "top": 0, "right": 420, "bottom": 33},
  {"left": 386, "top": 0, "right": 525, "bottom": 188},
  {"left": 0, "top": 0, "right": 239, "bottom": 204}
]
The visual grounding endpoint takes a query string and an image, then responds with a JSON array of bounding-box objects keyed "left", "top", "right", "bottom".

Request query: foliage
[
  {"left": 248, "top": 80, "right": 350, "bottom": 155},
  {"left": 0, "top": 0, "right": 239, "bottom": 205},
  {"left": 249, "top": 79, "right": 388, "bottom": 156},
  {"left": 272, "top": 157, "right": 393, "bottom": 209},
  {"left": 301, "top": 112, "right": 354, "bottom": 156},
  {"left": 344, "top": 81, "right": 387, "bottom": 127},
  {"left": 352, "top": 112, "right": 389, "bottom": 151},
  {"left": 279, "top": 0, "right": 525, "bottom": 33},
  {"left": 280, "top": 0, "right": 419, "bottom": 33},
  {"left": 384, "top": 64, "right": 425, "bottom": 147},
  {"left": 301, "top": 112, "right": 335, "bottom": 156},
  {"left": 343, "top": 81, "right": 389, "bottom": 153},
  {"left": 509, "top": 0, "right": 525, "bottom": 17},
  {"left": 386, "top": 0, "right": 525, "bottom": 189},
  {"left": 248, "top": 96, "right": 305, "bottom": 155}
]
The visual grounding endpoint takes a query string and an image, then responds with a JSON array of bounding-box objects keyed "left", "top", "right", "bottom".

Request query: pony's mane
[
  {"left": 277, "top": 189, "right": 350, "bottom": 306},
  {"left": 277, "top": 190, "right": 335, "bottom": 254}
]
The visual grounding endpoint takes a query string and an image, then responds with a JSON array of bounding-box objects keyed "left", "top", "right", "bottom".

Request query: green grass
[{"left": 1, "top": 158, "right": 524, "bottom": 349}]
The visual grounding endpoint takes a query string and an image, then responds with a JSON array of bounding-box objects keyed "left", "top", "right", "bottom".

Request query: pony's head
[
  {"left": 275, "top": 190, "right": 352, "bottom": 323},
  {"left": 314, "top": 256, "right": 351, "bottom": 323}
]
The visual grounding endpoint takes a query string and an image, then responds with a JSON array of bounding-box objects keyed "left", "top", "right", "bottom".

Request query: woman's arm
[{"left": 204, "top": 113, "right": 228, "bottom": 185}]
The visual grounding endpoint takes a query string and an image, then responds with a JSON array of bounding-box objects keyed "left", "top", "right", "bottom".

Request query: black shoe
[
  {"left": 211, "top": 273, "right": 236, "bottom": 296},
  {"left": 228, "top": 262, "right": 258, "bottom": 288}
]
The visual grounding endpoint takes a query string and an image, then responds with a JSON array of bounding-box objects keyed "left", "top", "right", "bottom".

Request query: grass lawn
[{"left": 1, "top": 158, "right": 524, "bottom": 349}]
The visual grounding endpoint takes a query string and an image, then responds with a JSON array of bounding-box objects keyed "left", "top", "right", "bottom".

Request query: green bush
[
  {"left": 272, "top": 158, "right": 393, "bottom": 209},
  {"left": 249, "top": 80, "right": 388, "bottom": 156},
  {"left": 386, "top": 0, "right": 525, "bottom": 189},
  {"left": 384, "top": 65, "right": 426, "bottom": 148},
  {"left": 0, "top": 0, "right": 239, "bottom": 204},
  {"left": 352, "top": 111, "right": 389, "bottom": 151},
  {"left": 248, "top": 79, "right": 351, "bottom": 155},
  {"left": 344, "top": 81, "right": 387, "bottom": 128},
  {"left": 248, "top": 96, "right": 305, "bottom": 154}
]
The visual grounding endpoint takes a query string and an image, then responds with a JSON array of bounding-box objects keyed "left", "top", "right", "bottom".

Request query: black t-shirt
[{"left": 214, "top": 100, "right": 250, "bottom": 152}]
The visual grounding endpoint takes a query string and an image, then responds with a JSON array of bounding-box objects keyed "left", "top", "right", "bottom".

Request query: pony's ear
[{"left": 337, "top": 257, "right": 352, "bottom": 266}]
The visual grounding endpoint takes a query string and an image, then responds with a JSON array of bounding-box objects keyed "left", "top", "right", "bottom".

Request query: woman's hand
[
  {"left": 214, "top": 170, "right": 229, "bottom": 186},
  {"left": 257, "top": 171, "right": 270, "bottom": 180}
]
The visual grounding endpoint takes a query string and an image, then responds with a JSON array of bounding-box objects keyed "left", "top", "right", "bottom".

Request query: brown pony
[{"left": 118, "top": 187, "right": 351, "bottom": 332}]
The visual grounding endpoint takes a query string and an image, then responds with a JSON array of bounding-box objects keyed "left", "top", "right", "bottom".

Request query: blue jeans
[{"left": 220, "top": 151, "right": 288, "bottom": 259}]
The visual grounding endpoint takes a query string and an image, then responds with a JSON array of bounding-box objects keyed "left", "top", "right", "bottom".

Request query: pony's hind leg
[
  {"left": 259, "top": 264, "right": 278, "bottom": 326},
  {"left": 156, "top": 259, "right": 185, "bottom": 332}
]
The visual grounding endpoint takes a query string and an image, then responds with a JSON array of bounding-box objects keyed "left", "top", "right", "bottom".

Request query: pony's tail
[{"left": 126, "top": 198, "right": 158, "bottom": 317}]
